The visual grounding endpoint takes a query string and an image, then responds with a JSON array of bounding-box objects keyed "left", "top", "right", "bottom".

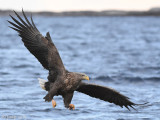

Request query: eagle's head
[{"left": 74, "top": 72, "right": 89, "bottom": 81}]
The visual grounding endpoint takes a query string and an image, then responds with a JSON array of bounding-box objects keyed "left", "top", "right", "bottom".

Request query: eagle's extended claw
[
  {"left": 69, "top": 104, "right": 75, "bottom": 110},
  {"left": 52, "top": 99, "right": 57, "bottom": 108}
]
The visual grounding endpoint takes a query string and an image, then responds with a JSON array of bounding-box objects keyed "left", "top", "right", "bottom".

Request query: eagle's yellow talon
[
  {"left": 52, "top": 99, "right": 56, "bottom": 108},
  {"left": 69, "top": 104, "right": 75, "bottom": 110}
]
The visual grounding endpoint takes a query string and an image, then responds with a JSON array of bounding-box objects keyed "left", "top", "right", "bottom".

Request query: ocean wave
[
  {"left": 12, "top": 64, "right": 35, "bottom": 68},
  {"left": 0, "top": 72, "right": 9, "bottom": 75},
  {"left": 94, "top": 75, "right": 113, "bottom": 81},
  {"left": 145, "top": 77, "right": 160, "bottom": 81},
  {"left": 94, "top": 75, "right": 160, "bottom": 82}
]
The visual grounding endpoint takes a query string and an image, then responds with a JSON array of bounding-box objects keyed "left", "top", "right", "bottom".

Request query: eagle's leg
[
  {"left": 63, "top": 92, "right": 75, "bottom": 110},
  {"left": 52, "top": 99, "right": 57, "bottom": 108},
  {"left": 43, "top": 86, "right": 58, "bottom": 102},
  {"left": 43, "top": 93, "right": 53, "bottom": 102}
]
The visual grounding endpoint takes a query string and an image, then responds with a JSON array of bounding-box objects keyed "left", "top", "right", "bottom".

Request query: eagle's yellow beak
[{"left": 84, "top": 75, "right": 89, "bottom": 81}]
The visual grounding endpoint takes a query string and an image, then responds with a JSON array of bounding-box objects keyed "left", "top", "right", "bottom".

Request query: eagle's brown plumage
[{"left": 8, "top": 10, "right": 139, "bottom": 110}]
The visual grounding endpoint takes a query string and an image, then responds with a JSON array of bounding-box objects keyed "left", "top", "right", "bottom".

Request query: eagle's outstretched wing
[
  {"left": 76, "top": 82, "right": 136, "bottom": 111},
  {"left": 8, "top": 10, "right": 65, "bottom": 82}
]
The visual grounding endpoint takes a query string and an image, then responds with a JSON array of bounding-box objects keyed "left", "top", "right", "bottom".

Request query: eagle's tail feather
[{"left": 38, "top": 78, "right": 50, "bottom": 91}]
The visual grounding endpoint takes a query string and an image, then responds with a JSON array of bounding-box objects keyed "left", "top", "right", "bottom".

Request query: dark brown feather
[
  {"left": 8, "top": 10, "right": 65, "bottom": 82},
  {"left": 76, "top": 82, "right": 136, "bottom": 110}
]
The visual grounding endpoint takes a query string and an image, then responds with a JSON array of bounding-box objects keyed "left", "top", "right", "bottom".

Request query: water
[{"left": 0, "top": 16, "right": 160, "bottom": 120}]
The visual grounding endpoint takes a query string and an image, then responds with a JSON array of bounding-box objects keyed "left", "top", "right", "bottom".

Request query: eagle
[{"left": 8, "top": 10, "right": 138, "bottom": 111}]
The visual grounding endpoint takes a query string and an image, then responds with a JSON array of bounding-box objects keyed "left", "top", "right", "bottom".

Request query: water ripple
[{"left": 1, "top": 16, "right": 160, "bottom": 119}]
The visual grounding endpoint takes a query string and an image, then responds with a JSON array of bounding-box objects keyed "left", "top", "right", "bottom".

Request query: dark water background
[{"left": 1, "top": 16, "right": 160, "bottom": 120}]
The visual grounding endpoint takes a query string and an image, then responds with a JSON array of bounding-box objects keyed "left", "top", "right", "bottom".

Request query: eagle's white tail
[{"left": 38, "top": 78, "right": 47, "bottom": 90}]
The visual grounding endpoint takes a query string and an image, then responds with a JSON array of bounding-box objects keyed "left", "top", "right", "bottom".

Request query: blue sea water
[{"left": 0, "top": 16, "right": 160, "bottom": 120}]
